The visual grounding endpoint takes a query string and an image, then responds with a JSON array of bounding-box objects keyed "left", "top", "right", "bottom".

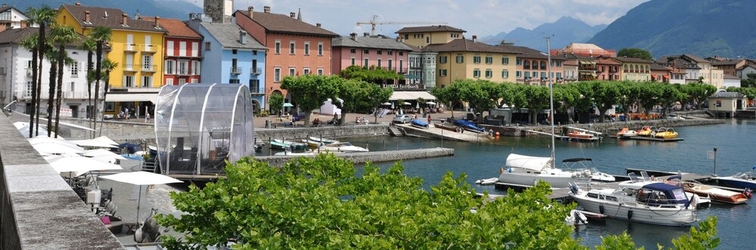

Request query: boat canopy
[
  {"left": 640, "top": 183, "right": 689, "bottom": 204},
  {"left": 506, "top": 153, "right": 553, "bottom": 172}
]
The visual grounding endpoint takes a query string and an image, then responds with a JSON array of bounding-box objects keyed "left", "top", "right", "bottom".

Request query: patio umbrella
[
  {"left": 99, "top": 172, "right": 182, "bottom": 223},
  {"left": 402, "top": 102, "right": 411, "bottom": 105},
  {"left": 426, "top": 101, "right": 437, "bottom": 105},
  {"left": 70, "top": 136, "right": 120, "bottom": 148},
  {"left": 45, "top": 155, "right": 123, "bottom": 174},
  {"left": 381, "top": 102, "right": 391, "bottom": 106},
  {"left": 83, "top": 149, "right": 127, "bottom": 164},
  {"left": 283, "top": 103, "right": 294, "bottom": 108},
  {"left": 33, "top": 142, "right": 85, "bottom": 155}
]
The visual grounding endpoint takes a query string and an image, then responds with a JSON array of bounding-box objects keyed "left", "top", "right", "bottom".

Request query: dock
[
  {"left": 395, "top": 123, "right": 488, "bottom": 142},
  {"left": 619, "top": 136, "right": 684, "bottom": 142}
]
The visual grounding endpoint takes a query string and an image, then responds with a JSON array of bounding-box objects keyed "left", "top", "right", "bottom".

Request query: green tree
[
  {"left": 617, "top": 48, "right": 653, "bottom": 60},
  {"left": 90, "top": 26, "right": 112, "bottom": 137},
  {"left": 636, "top": 81, "right": 664, "bottom": 118},
  {"left": 334, "top": 79, "right": 392, "bottom": 124},
  {"left": 741, "top": 73, "right": 756, "bottom": 88},
  {"left": 27, "top": 5, "right": 57, "bottom": 137},
  {"left": 339, "top": 65, "right": 404, "bottom": 84},
  {"left": 268, "top": 92, "right": 284, "bottom": 115},
  {"left": 157, "top": 154, "right": 719, "bottom": 249},
  {"left": 50, "top": 25, "right": 80, "bottom": 138},
  {"left": 431, "top": 85, "right": 461, "bottom": 118},
  {"left": 591, "top": 81, "right": 622, "bottom": 122},
  {"left": 281, "top": 75, "right": 340, "bottom": 126}
]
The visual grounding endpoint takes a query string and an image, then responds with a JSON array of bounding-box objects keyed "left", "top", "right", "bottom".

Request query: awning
[
  {"left": 105, "top": 93, "right": 158, "bottom": 103},
  {"left": 389, "top": 91, "right": 436, "bottom": 101}
]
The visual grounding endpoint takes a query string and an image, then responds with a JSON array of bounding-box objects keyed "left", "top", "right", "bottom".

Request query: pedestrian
[
  {"left": 427, "top": 114, "right": 431, "bottom": 124},
  {"left": 124, "top": 107, "right": 129, "bottom": 120},
  {"left": 145, "top": 112, "right": 150, "bottom": 122}
]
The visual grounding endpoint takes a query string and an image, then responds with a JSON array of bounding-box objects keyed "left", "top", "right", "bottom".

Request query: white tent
[
  {"left": 45, "top": 155, "right": 123, "bottom": 176},
  {"left": 319, "top": 98, "right": 342, "bottom": 116},
  {"left": 70, "top": 136, "right": 120, "bottom": 148}
]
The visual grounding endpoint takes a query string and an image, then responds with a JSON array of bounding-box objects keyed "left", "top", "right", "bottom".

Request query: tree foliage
[
  {"left": 157, "top": 155, "right": 719, "bottom": 249},
  {"left": 281, "top": 75, "right": 340, "bottom": 126},
  {"left": 268, "top": 92, "right": 284, "bottom": 115},
  {"left": 617, "top": 48, "right": 653, "bottom": 60},
  {"left": 339, "top": 65, "right": 404, "bottom": 83}
]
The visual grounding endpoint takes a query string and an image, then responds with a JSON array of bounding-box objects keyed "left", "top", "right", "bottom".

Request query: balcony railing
[
  {"left": 177, "top": 70, "right": 190, "bottom": 76},
  {"left": 124, "top": 44, "right": 137, "bottom": 53},
  {"left": 250, "top": 88, "right": 265, "bottom": 95},
  {"left": 142, "top": 44, "right": 156, "bottom": 53},
  {"left": 123, "top": 64, "right": 138, "bottom": 72},
  {"left": 22, "top": 91, "right": 103, "bottom": 100},
  {"left": 142, "top": 64, "right": 156, "bottom": 72},
  {"left": 231, "top": 67, "right": 242, "bottom": 75},
  {"left": 251, "top": 67, "right": 262, "bottom": 75}
]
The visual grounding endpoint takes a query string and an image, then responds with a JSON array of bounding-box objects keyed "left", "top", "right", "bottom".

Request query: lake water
[{"left": 347, "top": 119, "right": 754, "bottom": 249}]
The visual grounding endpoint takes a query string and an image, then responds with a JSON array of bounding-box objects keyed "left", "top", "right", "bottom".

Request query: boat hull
[
  {"left": 714, "top": 177, "right": 756, "bottom": 190},
  {"left": 571, "top": 193, "right": 697, "bottom": 227},
  {"left": 498, "top": 172, "right": 585, "bottom": 188}
]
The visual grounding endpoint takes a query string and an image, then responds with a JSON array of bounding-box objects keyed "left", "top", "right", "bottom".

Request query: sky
[{"left": 188, "top": 0, "right": 649, "bottom": 37}]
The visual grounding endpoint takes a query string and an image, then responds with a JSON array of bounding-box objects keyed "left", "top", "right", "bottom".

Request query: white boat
[
  {"left": 475, "top": 177, "right": 498, "bottom": 185},
  {"left": 681, "top": 181, "right": 750, "bottom": 205},
  {"left": 619, "top": 172, "right": 710, "bottom": 207},
  {"left": 273, "top": 150, "right": 316, "bottom": 156},
  {"left": 309, "top": 136, "right": 338, "bottom": 144},
  {"left": 711, "top": 169, "right": 756, "bottom": 190},
  {"left": 569, "top": 182, "right": 698, "bottom": 227},
  {"left": 317, "top": 142, "right": 369, "bottom": 153},
  {"left": 559, "top": 158, "right": 615, "bottom": 182},
  {"left": 301, "top": 139, "right": 335, "bottom": 148},
  {"left": 497, "top": 153, "right": 591, "bottom": 189}
]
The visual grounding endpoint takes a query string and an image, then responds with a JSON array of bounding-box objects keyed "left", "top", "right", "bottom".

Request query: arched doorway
[{"left": 251, "top": 99, "right": 261, "bottom": 113}]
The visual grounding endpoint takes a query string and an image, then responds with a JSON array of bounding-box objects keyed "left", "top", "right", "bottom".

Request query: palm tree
[
  {"left": 50, "top": 25, "right": 80, "bottom": 137},
  {"left": 89, "top": 26, "right": 112, "bottom": 135},
  {"left": 18, "top": 34, "right": 39, "bottom": 138},
  {"left": 98, "top": 59, "right": 118, "bottom": 137},
  {"left": 79, "top": 37, "right": 95, "bottom": 132},
  {"left": 27, "top": 5, "right": 57, "bottom": 137}
]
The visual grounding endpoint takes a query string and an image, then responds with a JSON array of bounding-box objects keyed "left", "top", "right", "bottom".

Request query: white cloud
[{"left": 184, "top": 0, "right": 648, "bottom": 37}]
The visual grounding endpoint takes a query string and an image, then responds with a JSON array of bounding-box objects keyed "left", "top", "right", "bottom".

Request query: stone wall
[
  {"left": 0, "top": 116, "right": 124, "bottom": 249},
  {"left": 255, "top": 147, "right": 455, "bottom": 167}
]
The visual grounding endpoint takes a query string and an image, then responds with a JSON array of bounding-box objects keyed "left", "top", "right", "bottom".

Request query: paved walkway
[{"left": 254, "top": 111, "right": 460, "bottom": 128}]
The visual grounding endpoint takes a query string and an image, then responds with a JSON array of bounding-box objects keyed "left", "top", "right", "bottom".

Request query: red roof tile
[
  {"left": 235, "top": 10, "right": 337, "bottom": 37},
  {"left": 139, "top": 16, "right": 200, "bottom": 38},
  {"left": 60, "top": 4, "right": 165, "bottom": 33}
]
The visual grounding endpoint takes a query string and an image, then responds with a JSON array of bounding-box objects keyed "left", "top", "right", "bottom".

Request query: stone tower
[{"left": 204, "top": 0, "right": 233, "bottom": 23}]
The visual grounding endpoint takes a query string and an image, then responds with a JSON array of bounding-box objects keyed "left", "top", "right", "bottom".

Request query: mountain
[
  {"left": 9, "top": 0, "right": 201, "bottom": 20},
  {"left": 589, "top": 0, "right": 756, "bottom": 59},
  {"left": 482, "top": 16, "right": 606, "bottom": 52}
]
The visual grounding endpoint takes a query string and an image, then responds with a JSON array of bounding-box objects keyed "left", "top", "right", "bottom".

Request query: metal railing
[
  {"left": 142, "top": 64, "right": 156, "bottom": 72},
  {"left": 231, "top": 67, "right": 242, "bottom": 75},
  {"left": 142, "top": 44, "right": 156, "bottom": 53},
  {"left": 251, "top": 67, "right": 262, "bottom": 75}
]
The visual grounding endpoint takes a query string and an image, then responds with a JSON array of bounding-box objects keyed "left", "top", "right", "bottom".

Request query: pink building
[
  {"left": 331, "top": 33, "right": 413, "bottom": 74},
  {"left": 234, "top": 6, "right": 338, "bottom": 103}
]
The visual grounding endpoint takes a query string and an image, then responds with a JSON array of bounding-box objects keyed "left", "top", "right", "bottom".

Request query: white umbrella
[
  {"left": 33, "top": 142, "right": 85, "bottom": 155},
  {"left": 99, "top": 172, "right": 182, "bottom": 223},
  {"left": 45, "top": 155, "right": 123, "bottom": 174},
  {"left": 381, "top": 102, "right": 391, "bottom": 106},
  {"left": 70, "top": 138, "right": 119, "bottom": 148},
  {"left": 28, "top": 136, "right": 78, "bottom": 147},
  {"left": 83, "top": 149, "right": 127, "bottom": 164},
  {"left": 402, "top": 102, "right": 411, "bottom": 105},
  {"left": 283, "top": 103, "right": 294, "bottom": 108},
  {"left": 426, "top": 101, "right": 437, "bottom": 105}
]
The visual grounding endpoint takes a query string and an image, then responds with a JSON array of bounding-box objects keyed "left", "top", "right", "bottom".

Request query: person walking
[{"left": 427, "top": 114, "right": 431, "bottom": 124}]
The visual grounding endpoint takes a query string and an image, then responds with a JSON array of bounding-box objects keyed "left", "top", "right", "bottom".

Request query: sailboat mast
[{"left": 547, "top": 36, "right": 555, "bottom": 166}]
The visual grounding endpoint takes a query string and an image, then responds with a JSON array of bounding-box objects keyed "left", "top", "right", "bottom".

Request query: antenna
[{"left": 104, "top": 11, "right": 108, "bottom": 18}]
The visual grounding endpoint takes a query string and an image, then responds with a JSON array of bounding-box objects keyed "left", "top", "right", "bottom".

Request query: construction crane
[{"left": 356, "top": 15, "right": 447, "bottom": 36}]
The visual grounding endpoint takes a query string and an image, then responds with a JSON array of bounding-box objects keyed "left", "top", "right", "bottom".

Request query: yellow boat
[
  {"left": 637, "top": 126, "right": 654, "bottom": 137},
  {"left": 654, "top": 127, "right": 678, "bottom": 139}
]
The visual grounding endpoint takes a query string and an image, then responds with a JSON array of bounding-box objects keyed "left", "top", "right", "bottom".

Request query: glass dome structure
[{"left": 154, "top": 83, "right": 254, "bottom": 175}]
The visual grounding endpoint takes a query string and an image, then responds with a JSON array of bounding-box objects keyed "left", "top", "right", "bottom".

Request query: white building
[
  {"left": 0, "top": 5, "right": 30, "bottom": 30},
  {"left": 0, "top": 27, "right": 101, "bottom": 119}
]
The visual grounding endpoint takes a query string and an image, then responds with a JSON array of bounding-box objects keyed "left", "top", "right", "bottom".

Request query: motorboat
[
  {"left": 681, "top": 181, "right": 750, "bottom": 205},
  {"left": 712, "top": 169, "right": 756, "bottom": 190},
  {"left": 309, "top": 137, "right": 338, "bottom": 144},
  {"left": 497, "top": 153, "right": 591, "bottom": 189},
  {"left": 270, "top": 139, "right": 307, "bottom": 150},
  {"left": 637, "top": 126, "right": 654, "bottom": 137},
  {"left": 301, "top": 139, "right": 338, "bottom": 148},
  {"left": 616, "top": 127, "right": 637, "bottom": 138},
  {"left": 569, "top": 182, "right": 699, "bottom": 227},
  {"left": 410, "top": 119, "right": 430, "bottom": 128},
  {"left": 274, "top": 150, "right": 316, "bottom": 156},
  {"left": 317, "top": 141, "right": 369, "bottom": 153},
  {"left": 619, "top": 172, "right": 711, "bottom": 207},
  {"left": 475, "top": 177, "right": 498, "bottom": 185},
  {"left": 559, "top": 158, "right": 615, "bottom": 182},
  {"left": 654, "top": 127, "right": 678, "bottom": 139},
  {"left": 453, "top": 119, "right": 485, "bottom": 133},
  {"left": 565, "top": 209, "right": 606, "bottom": 225}
]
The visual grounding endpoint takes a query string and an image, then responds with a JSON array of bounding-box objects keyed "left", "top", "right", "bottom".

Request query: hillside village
[{"left": 0, "top": 1, "right": 754, "bottom": 119}]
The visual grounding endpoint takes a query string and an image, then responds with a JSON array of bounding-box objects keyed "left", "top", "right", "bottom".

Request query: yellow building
[
  {"left": 614, "top": 57, "right": 652, "bottom": 81},
  {"left": 396, "top": 25, "right": 465, "bottom": 48},
  {"left": 425, "top": 37, "right": 519, "bottom": 87},
  {"left": 56, "top": 3, "right": 166, "bottom": 116}
]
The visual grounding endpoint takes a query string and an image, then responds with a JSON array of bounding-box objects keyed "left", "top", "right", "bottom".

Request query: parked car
[{"left": 393, "top": 114, "right": 412, "bottom": 124}]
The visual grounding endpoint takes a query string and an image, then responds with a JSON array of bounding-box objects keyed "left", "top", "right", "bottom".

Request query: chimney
[
  {"left": 263, "top": 6, "right": 270, "bottom": 13},
  {"left": 1, "top": 4, "right": 6, "bottom": 8},
  {"left": 75, "top": 2, "right": 81, "bottom": 6},
  {"left": 247, "top": 6, "right": 253, "bottom": 18},
  {"left": 350, "top": 32, "right": 356, "bottom": 40},
  {"left": 189, "top": 13, "right": 194, "bottom": 20},
  {"left": 154, "top": 16, "right": 160, "bottom": 28},
  {"left": 290, "top": 12, "right": 295, "bottom": 18},
  {"left": 85, "top": 11, "right": 90, "bottom": 23},
  {"left": 316, "top": 23, "right": 321, "bottom": 27},
  {"left": 122, "top": 13, "right": 127, "bottom": 26},
  {"left": 240, "top": 30, "right": 247, "bottom": 45},
  {"left": 363, "top": 32, "right": 369, "bottom": 37},
  {"left": 472, "top": 35, "right": 477, "bottom": 42}
]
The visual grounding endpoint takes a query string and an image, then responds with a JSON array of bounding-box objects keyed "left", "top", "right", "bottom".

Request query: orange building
[{"left": 234, "top": 6, "right": 338, "bottom": 104}]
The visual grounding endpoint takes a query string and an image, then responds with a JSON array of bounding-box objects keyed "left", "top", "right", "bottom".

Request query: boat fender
[
  {"left": 744, "top": 188, "right": 753, "bottom": 198},
  {"left": 569, "top": 184, "right": 579, "bottom": 195},
  {"left": 599, "top": 204, "right": 605, "bottom": 214},
  {"left": 627, "top": 210, "right": 633, "bottom": 220},
  {"left": 499, "top": 167, "right": 504, "bottom": 175}
]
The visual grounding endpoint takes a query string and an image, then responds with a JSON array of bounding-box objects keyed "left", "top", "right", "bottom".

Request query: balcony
[
  {"left": 231, "top": 67, "right": 242, "bottom": 75},
  {"left": 251, "top": 67, "right": 262, "bottom": 75},
  {"left": 142, "top": 64, "right": 156, "bottom": 72},
  {"left": 123, "top": 64, "right": 138, "bottom": 72},
  {"left": 177, "top": 70, "right": 190, "bottom": 76},
  {"left": 141, "top": 44, "right": 156, "bottom": 53},
  {"left": 250, "top": 88, "right": 265, "bottom": 95},
  {"left": 124, "top": 44, "right": 137, "bottom": 53}
]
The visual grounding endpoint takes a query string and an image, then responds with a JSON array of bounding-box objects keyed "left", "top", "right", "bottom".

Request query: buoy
[
  {"left": 627, "top": 210, "right": 634, "bottom": 220},
  {"left": 599, "top": 204, "right": 605, "bottom": 214}
]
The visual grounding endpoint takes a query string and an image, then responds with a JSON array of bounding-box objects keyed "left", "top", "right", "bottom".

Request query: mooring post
[{"left": 713, "top": 147, "right": 718, "bottom": 176}]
